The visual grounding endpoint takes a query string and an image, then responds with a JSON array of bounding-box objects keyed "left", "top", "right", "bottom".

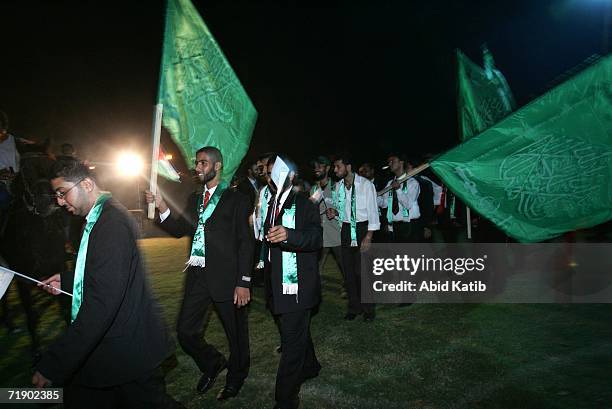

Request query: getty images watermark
[{"left": 360, "top": 243, "right": 612, "bottom": 303}]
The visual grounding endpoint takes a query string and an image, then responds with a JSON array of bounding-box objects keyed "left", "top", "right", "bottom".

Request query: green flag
[
  {"left": 433, "top": 55, "right": 612, "bottom": 242},
  {"left": 158, "top": 0, "right": 257, "bottom": 181},
  {"left": 457, "top": 48, "right": 515, "bottom": 141}
]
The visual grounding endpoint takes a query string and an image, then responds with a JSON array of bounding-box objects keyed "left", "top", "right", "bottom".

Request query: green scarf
[
  {"left": 387, "top": 179, "right": 409, "bottom": 223},
  {"left": 188, "top": 182, "right": 227, "bottom": 267},
  {"left": 311, "top": 180, "right": 336, "bottom": 203},
  {"left": 337, "top": 179, "right": 357, "bottom": 247},
  {"left": 281, "top": 198, "right": 298, "bottom": 295},
  {"left": 258, "top": 186, "right": 270, "bottom": 240},
  {"left": 72, "top": 192, "right": 112, "bottom": 322},
  {"left": 256, "top": 186, "right": 271, "bottom": 268}
]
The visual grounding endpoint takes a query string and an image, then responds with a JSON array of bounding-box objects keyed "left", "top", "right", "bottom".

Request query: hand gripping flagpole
[
  {"left": 0, "top": 266, "right": 73, "bottom": 297},
  {"left": 377, "top": 163, "right": 430, "bottom": 196},
  {"left": 148, "top": 103, "right": 163, "bottom": 220}
]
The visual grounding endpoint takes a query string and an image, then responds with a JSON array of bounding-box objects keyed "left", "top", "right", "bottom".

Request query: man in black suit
[
  {"left": 263, "top": 154, "right": 322, "bottom": 409},
  {"left": 146, "top": 146, "right": 254, "bottom": 401},
  {"left": 235, "top": 159, "right": 259, "bottom": 212},
  {"left": 35, "top": 161, "right": 177, "bottom": 409}
]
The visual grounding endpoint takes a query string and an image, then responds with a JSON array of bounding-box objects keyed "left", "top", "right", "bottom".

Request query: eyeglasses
[{"left": 55, "top": 178, "right": 85, "bottom": 199}]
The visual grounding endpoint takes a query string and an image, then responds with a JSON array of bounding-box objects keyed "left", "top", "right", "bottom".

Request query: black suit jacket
[
  {"left": 37, "top": 199, "right": 173, "bottom": 387},
  {"left": 236, "top": 177, "right": 258, "bottom": 213},
  {"left": 158, "top": 187, "right": 254, "bottom": 301},
  {"left": 263, "top": 191, "right": 322, "bottom": 314}
]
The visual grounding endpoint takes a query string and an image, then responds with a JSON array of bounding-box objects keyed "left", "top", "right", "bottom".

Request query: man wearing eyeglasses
[
  {"left": 34, "top": 160, "right": 179, "bottom": 409},
  {"left": 145, "top": 146, "right": 254, "bottom": 401}
]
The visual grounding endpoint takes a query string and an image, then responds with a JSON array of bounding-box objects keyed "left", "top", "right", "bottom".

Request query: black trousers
[
  {"left": 275, "top": 309, "right": 320, "bottom": 408},
  {"left": 64, "top": 367, "right": 180, "bottom": 409},
  {"left": 176, "top": 268, "right": 249, "bottom": 386},
  {"left": 318, "top": 246, "right": 344, "bottom": 283},
  {"left": 392, "top": 219, "right": 425, "bottom": 243},
  {"left": 341, "top": 222, "right": 375, "bottom": 316},
  {"left": 392, "top": 221, "right": 412, "bottom": 243}
]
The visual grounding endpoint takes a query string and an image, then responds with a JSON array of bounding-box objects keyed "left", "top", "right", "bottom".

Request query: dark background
[{"left": 1, "top": 0, "right": 609, "bottom": 208}]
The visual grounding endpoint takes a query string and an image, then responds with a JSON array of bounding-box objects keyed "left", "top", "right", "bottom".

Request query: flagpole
[
  {"left": 0, "top": 266, "right": 73, "bottom": 297},
  {"left": 377, "top": 163, "right": 430, "bottom": 196},
  {"left": 466, "top": 207, "right": 472, "bottom": 240},
  {"left": 148, "top": 103, "right": 163, "bottom": 220},
  {"left": 456, "top": 50, "right": 474, "bottom": 240}
]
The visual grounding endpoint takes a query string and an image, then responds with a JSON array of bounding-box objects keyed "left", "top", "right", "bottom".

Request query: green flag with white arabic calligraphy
[
  {"left": 457, "top": 48, "right": 515, "bottom": 141},
  {"left": 158, "top": 0, "right": 257, "bottom": 181},
  {"left": 433, "top": 54, "right": 612, "bottom": 242}
]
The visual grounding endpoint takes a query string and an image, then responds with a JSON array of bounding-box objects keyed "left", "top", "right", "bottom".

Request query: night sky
[{"left": 1, "top": 0, "right": 608, "bottom": 205}]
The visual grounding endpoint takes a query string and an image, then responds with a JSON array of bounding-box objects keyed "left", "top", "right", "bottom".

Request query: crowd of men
[
  {"left": 1, "top": 106, "right": 474, "bottom": 408},
  {"left": 234, "top": 151, "right": 460, "bottom": 324}
]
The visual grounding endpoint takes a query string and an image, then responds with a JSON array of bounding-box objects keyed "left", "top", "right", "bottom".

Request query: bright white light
[{"left": 116, "top": 152, "right": 143, "bottom": 177}]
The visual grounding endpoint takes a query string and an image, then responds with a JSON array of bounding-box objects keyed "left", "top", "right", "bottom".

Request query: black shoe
[
  {"left": 216, "top": 383, "right": 242, "bottom": 401},
  {"left": 344, "top": 313, "right": 357, "bottom": 321},
  {"left": 363, "top": 313, "right": 375, "bottom": 322},
  {"left": 197, "top": 357, "right": 228, "bottom": 394}
]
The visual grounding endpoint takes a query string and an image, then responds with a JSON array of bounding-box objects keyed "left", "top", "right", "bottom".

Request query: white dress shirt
[
  {"left": 377, "top": 174, "right": 421, "bottom": 222},
  {"left": 160, "top": 184, "right": 218, "bottom": 222},
  {"left": 0, "top": 134, "right": 20, "bottom": 172},
  {"left": 271, "top": 188, "right": 292, "bottom": 225},
  {"left": 334, "top": 174, "right": 380, "bottom": 231},
  {"left": 420, "top": 175, "right": 443, "bottom": 206}
]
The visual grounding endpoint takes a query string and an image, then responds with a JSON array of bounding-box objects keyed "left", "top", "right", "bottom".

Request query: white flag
[
  {"left": 0, "top": 267, "right": 14, "bottom": 300},
  {"left": 270, "top": 156, "right": 290, "bottom": 226},
  {"left": 0, "top": 265, "right": 73, "bottom": 297}
]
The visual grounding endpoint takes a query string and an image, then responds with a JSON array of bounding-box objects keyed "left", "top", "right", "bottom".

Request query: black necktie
[
  {"left": 264, "top": 196, "right": 275, "bottom": 228},
  {"left": 392, "top": 179, "right": 400, "bottom": 215}
]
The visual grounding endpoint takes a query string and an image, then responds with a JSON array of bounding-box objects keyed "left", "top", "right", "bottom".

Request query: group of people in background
[{"left": 233, "top": 150, "right": 463, "bottom": 324}]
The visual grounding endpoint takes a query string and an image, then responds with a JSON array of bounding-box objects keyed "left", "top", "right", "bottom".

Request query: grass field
[{"left": 1, "top": 237, "right": 612, "bottom": 409}]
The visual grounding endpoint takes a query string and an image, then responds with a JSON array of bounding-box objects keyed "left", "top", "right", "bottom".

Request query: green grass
[{"left": 1, "top": 237, "right": 611, "bottom": 408}]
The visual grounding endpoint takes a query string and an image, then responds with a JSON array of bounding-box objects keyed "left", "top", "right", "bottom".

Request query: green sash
[
  {"left": 72, "top": 192, "right": 112, "bottom": 322},
  {"left": 386, "top": 180, "right": 409, "bottom": 223},
  {"left": 337, "top": 180, "right": 357, "bottom": 246},
  {"left": 311, "top": 180, "right": 336, "bottom": 204},
  {"left": 258, "top": 186, "right": 270, "bottom": 240},
  {"left": 331, "top": 180, "right": 337, "bottom": 207},
  {"left": 280, "top": 198, "right": 298, "bottom": 295},
  {"left": 188, "top": 182, "right": 227, "bottom": 267},
  {"left": 256, "top": 186, "right": 271, "bottom": 268}
]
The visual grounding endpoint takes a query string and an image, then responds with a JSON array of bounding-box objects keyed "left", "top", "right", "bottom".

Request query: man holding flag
[
  {"left": 146, "top": 146, "right": 254, "bottom": 401},
  {"left": 146, "top": 0, "right": 256, "bottom": 398}
]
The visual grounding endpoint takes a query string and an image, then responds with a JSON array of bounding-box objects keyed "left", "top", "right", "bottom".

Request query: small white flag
[
  {"left": 0, "top": 266, "right": 73, "bottom": 297},
  {"left": 271, "top": 156, "right": 290, "bottom": 196},
  {"left": 270, "top": 156, "right": 290, "bottom": 226},
  {"left": 0, "top": 267, "right": 14, "bottom": 300}
]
